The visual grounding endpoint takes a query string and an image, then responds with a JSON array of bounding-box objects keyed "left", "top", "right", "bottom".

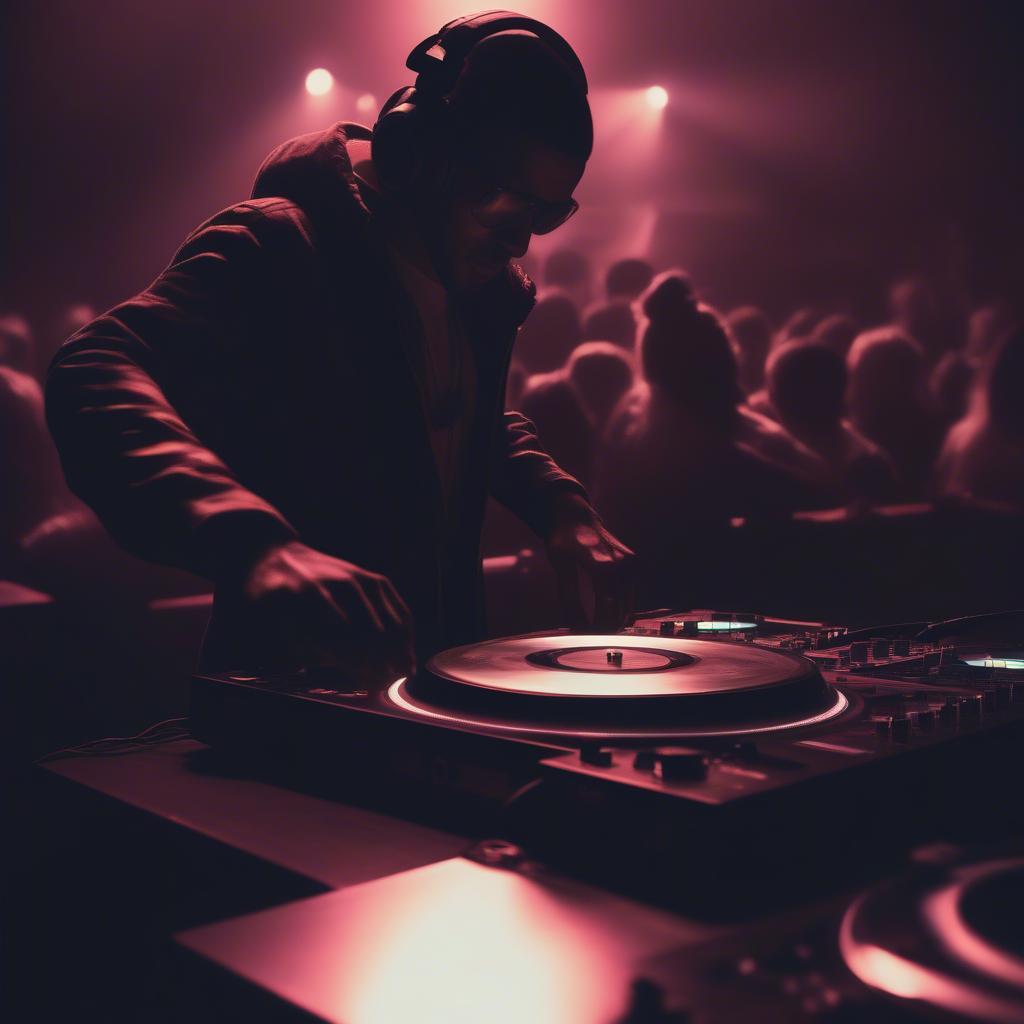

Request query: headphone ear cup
[{"left": 372, "top": 87, "right": 425, "bottom": 194}]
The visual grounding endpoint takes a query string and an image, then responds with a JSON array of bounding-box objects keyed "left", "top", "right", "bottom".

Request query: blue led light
[
  {"left": 964, "top": 657, "right": 1024, "bottom": 670},
  {"left": 695, "top": 620, "right": 757, "bottom": 632}
]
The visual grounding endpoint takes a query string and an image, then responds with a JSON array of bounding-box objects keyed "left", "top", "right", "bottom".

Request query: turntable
[
  {"left": 190, "top": 609, "right": 1024, "bottom": 906},
  {"left": 640, "top": 843, "right": 1024, "bottom": 1022}
]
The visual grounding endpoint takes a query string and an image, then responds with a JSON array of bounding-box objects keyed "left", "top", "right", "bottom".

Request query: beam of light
[
  {"left": 645, "top": 85, "right": 669, "bottom": 111},
  {"left": 305, "top": 68, "right": 334, "bottom": 96}
]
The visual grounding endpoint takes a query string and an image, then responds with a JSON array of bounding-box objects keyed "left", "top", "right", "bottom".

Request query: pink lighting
[
  {"left": 645, "top": 85, "right": 669, "bottom": 110},
  {"left": 355, "top": 92, "right": 378, "bottom": 114},
  {"left": 305, "top": 68, "right": 334, "bottom": 96}
]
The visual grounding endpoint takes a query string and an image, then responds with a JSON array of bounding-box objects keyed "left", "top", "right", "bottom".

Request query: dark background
[{"left": 4, "top": 0, "right": 1023, "bottom": 348}]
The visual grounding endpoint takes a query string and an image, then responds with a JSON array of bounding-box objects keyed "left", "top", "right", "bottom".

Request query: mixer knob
[
  {"left": 633, "top": 750, "right": 657, "bottom": 771},
  {"left": 659, "top": 620, "right": 677, "bottom": 637},
  {"left": 580, "top": 744, "right": 614, "bottom": 767},
  {"left": 654, "top": 746, "right": 708, "bottom": 781},
  {"left": 606, "top": 649, "right": 624, "bottom": 666}
]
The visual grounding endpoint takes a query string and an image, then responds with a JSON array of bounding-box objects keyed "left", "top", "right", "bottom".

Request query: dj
[{"left": 46, "top": 11, "right": 635, "bottom": 681}]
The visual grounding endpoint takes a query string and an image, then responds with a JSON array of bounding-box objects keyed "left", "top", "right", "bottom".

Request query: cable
[{"left": 35, "top": 716, "right": 191, "bottom": 764}]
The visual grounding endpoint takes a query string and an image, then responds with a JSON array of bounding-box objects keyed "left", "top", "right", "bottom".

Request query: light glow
[
  {"left": 964, "top": 658, "right": 1024, "bottom": 670},
  {"left": 694, "top": 620, "right": 757, "bottom": 632},
  {"left": 305, "top": 68, "right": 334, "bottom": 97},
  {"left": 356, "top": 92, "right": 377, "bottom": 113},
  {"left": 645, "top": 85, "right": 669, "bottom": 111},
  {"left": 385, "top": 679, "right": 848, "bottom": 739}
]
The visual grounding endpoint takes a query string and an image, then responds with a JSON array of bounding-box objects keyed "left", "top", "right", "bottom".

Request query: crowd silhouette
[{"left": 2, "top": 247, "right": 1022, "bottom": 634}]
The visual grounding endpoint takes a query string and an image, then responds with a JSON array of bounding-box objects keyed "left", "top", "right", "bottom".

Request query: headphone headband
[{"left": 405, "top": 10, "right": 588, "bottom": 99}]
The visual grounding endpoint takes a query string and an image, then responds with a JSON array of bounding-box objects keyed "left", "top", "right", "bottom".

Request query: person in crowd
[
  {"left": 930, "top": 350, "right": 975, "bottom": 428},
  {"left": 514, "top": 291, "right": 584, "bottom": 374},
  {"left": 766, "top": 340, "right": 897, "bottom": 503},
  {"left": 846, "top": 326, "right": 943, "bottom": 498},
  {"left": 505, "top": 361, "right": 528, "bottom": 409},
  {"left": 46, "top": 13, "right": 635, "bottom": 671},
  {"left": 775, "top": 306, "right": 821, "bottom": 348},
  {"left": 966, "top": 301, "right": 1015, "bottom": 362},
  {"left": 810, "top": 312, "right": 859, "bottom": 358},
  {"left": 936, "top": 327, "right": 1024, "bottom": 504},
  {"left": 542, "top": 247, "right": 592, "bottom": 310},
  {"left": 888, "top": 274, "right": 966, "bottom": 364},
  {"left": 597, "top": 273, "right": 833, "bottom": 585},
  {"left": 582, "top": 301, "right": 637, "bottom": 351},
  {"left": 579, "top": 258, "right": 656, "bottom": 354},
  {"left": 519, "top": 374, "right": 594, "bottom": 489},
  {"left": 725, "top": 305, "right": 773, "bottom": 396},
  {"left": 566, "top": 340, "right": 634, "bottom": 433},
  {"left": 605, "top": 257, "right": 655, "bottom": 302},
  {"left": 1, "top": 316, "right": 71, "bottom": 572}
]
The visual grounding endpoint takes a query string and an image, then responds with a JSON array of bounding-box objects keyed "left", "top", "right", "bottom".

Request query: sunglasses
[{"left": 471, "top": 184, "right": 579, "bottom": 236}]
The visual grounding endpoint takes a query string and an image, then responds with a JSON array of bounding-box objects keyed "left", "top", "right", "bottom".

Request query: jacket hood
[{"left": 251, "top": 121, "right": 536, "bottom": 327}]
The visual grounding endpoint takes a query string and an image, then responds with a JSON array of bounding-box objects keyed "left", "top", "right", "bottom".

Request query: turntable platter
[
  {"left": 429, "top": 634, "right": 814, "bottom": 699},
  {"left": 387, "top": 633, "right": 849, "bottom": 741}
]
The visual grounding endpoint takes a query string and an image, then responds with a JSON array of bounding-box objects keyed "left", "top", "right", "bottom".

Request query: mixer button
[
  {"left": 959, "top": 694, "right": 983, "bottom": 724},
  {"left": 655, "top": 747, "right": 708, "bottom": 781}
]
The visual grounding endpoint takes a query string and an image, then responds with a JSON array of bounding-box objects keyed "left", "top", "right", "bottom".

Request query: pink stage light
[
  {"left": 645, "top": 85, "right": 669, "bottom": 111},
  {"left": 305, "top": 68, "right": 334, "bottom": 97}
]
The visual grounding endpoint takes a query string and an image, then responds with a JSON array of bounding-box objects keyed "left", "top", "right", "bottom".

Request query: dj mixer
[{"left": 187, "top": 608, "right": 1024, "bottom": 1021}]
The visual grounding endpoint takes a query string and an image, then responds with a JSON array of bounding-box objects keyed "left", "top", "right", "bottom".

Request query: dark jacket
[{"left": 46, "top": 121, "right": 590, "bottom": 660}]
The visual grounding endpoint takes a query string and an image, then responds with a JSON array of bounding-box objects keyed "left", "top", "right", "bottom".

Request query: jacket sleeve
[
  {"left": 488, "top": 409, "right": 596, "bottom": 538},
  {"left": 45, "top": 203, "right": 308, "bottom": 580}
]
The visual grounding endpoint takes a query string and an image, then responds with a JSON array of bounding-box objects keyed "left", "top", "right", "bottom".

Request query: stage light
[
  {"left": 645, "top": 85, "right": 669, "bottom": 111},
  {"left": 356, "top": 92, "right": 378, "bottom": 114},
  {"left": 305, "top": 68, "right": 334, "bottom": 97}
]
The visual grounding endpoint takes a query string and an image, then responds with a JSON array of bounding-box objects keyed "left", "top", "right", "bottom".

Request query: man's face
[{"left": 438, "top": 139, "right": 585, "bottom": 291}]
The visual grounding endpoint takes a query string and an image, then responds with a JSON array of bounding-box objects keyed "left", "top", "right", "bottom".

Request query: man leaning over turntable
[{"left": 45, "top": 12, "right": 635, "bottom": 681}]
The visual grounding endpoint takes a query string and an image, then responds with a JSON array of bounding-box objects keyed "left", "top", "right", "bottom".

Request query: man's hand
[
  {"left": 544, "top": 496, "right": 637, "bottom": 632},
  {"left": 218, "top": 540, "right": 416, "bottom": 682}
]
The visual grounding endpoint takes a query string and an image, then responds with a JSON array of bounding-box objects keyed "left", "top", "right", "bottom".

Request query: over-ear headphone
[{"left": 371, "top": 10, "right": 588, "bottom": 196}]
